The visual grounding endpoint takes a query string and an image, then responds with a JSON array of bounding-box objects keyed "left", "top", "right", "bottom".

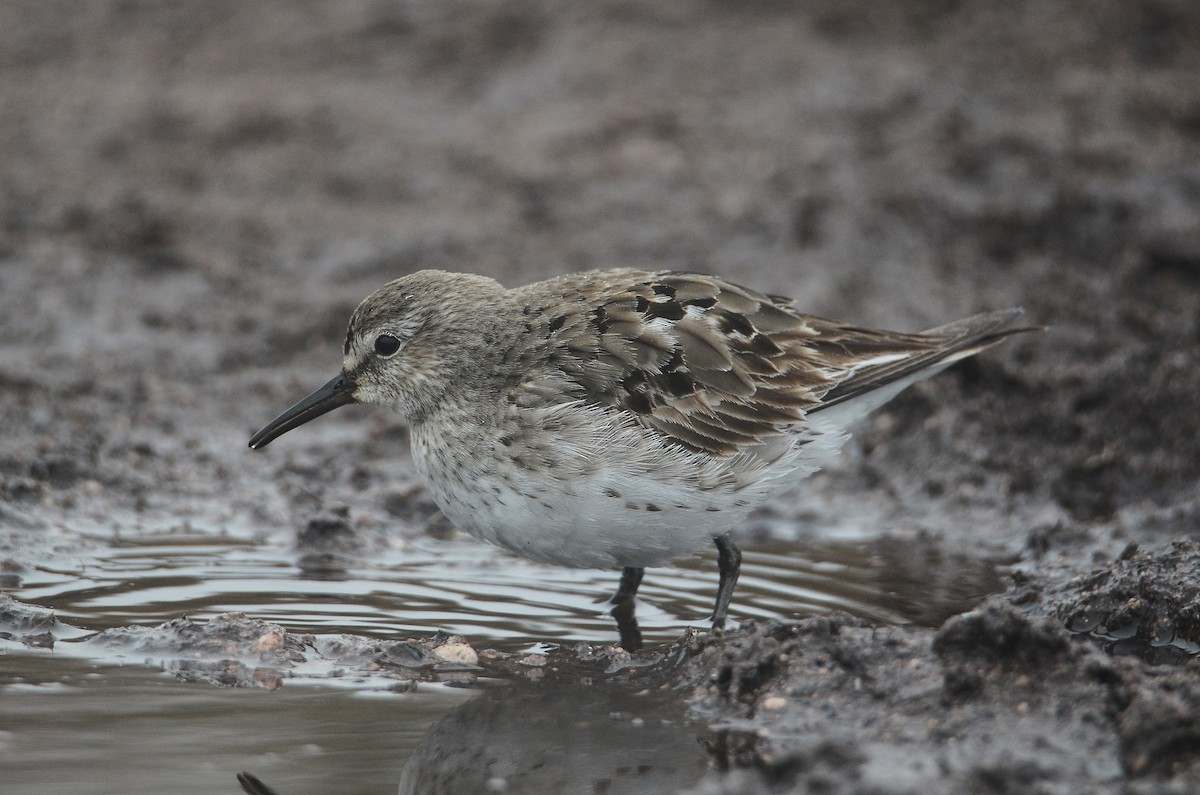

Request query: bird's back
[{"left": 507, "top": 269, "right": 1025, "bottom": 458}]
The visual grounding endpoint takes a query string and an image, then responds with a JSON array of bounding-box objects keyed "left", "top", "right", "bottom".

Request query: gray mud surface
[{"left": 2, "top": 2, "right": 1199, "bottom": 793}]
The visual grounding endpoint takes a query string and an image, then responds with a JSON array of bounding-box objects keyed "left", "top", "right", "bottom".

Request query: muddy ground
[{"left": 1, "top": 1, "right": 1199, "bottom": 793}]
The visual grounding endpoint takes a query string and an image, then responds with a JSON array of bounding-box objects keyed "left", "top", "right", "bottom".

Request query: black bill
[{"left": 248, "top": 372, "right": 357, "bottom": 449}]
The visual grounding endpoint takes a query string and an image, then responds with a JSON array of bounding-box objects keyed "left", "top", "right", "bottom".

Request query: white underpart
[
  {"left": 811, "top": 357, "right": 962, "bottom": 432},
  {"left": 411, "top": 355, "right": 968, "bottom": 571}
]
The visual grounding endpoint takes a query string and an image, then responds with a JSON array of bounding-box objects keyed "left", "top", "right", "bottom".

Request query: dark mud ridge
[{"left": 6, "top": 540, "right": 1199, "bottom": 794}]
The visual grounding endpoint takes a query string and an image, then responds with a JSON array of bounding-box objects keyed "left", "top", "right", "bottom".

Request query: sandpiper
[{"left": 249, "top": 269, "right": 1029, "bottom": 642}]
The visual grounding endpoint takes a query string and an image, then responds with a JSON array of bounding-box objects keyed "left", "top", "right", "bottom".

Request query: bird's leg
[
  {"left": 611, "top": 566, "right": 644, "bottom": 605},
  {"left": 711, "top": 533, "right": 742, "bottom": 631},
  {"left": 612, "top": 597, "right": 644, "bottom": 652},
  {"left": 610, "top": 567, "right": 645, "bottom": 652}
]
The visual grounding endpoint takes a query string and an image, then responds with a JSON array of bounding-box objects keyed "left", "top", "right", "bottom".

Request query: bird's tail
[{"left": 811, "top": 308, "right": 1037, "bottom": 416}]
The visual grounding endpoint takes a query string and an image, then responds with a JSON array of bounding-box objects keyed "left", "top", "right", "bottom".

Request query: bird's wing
[{"left": 513, "top": 270, "right": 1024, "bottom": 456}]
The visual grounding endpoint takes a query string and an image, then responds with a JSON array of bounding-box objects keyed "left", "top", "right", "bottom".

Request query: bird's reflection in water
[
  {"left": 398, "top": 675, "right": 709, "bottom": 794},
  {"left": 237, "top": 672, "right": 709, "bottom": 795}
]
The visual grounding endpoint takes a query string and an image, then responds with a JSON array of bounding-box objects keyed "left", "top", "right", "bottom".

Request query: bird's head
[{"left": 248, "top": 270, "right": 504, "bottom": 449}]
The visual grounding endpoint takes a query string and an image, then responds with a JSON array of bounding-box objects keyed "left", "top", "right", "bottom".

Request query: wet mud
[{"left": 2, "top": 1, "right": 1199, "bottom": 793}]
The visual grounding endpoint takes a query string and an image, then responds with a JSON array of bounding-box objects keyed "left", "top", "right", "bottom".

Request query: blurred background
[
  {"left": 1, "top": 2, "right": 1198, "bottom": 793},
  {"left": 2, "top": 0, "right": 1196, "bottom": 536}
]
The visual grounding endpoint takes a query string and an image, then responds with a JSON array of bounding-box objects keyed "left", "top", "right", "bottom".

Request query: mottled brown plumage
[{"left": 506, "top": 269, "right": 1021, "bottom": 458}]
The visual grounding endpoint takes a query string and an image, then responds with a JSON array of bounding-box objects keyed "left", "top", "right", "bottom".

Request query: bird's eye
[{"left": 374, "top": 334, "right": 401, "bottom": 357}]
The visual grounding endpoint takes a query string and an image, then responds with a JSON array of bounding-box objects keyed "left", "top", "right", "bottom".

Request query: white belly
[
  {"left": 430, "top": 469, "right": 747, "bottom": 569},
  {"left": 409, "top": 401, "right": 849, "bottom": 570}
]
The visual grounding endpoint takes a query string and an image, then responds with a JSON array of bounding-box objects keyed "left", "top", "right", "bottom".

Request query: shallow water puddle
[
  {"left": 9, "top": 526, "right": 1002, "bottom": 648},
  {"left": 0, "top": 654, "right": 469, "bottom": 795},
  {"left": 0, "top": 523, "right": 1004, "bottom": 793},
  {"left": 0, "top": 650, "right": 707, "bottom": 795}
]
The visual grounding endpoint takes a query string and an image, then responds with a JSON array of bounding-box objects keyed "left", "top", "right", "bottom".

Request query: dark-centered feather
[{"left": 511, "top": 270, "right": 1026, "bottom": 457}]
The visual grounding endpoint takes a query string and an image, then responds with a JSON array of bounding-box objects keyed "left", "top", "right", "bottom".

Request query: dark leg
[
  {"left": 711, "top": 533, "right": 742, "bottom": 630},
  {"left": 611, "top": 567, "right": 645, "bottom": 605},
  {"left": 610, "top": 567, "right": 645, "bottom": 652},
  {"left": 611, "top": 595, "right": 644, "bottom": 652}
]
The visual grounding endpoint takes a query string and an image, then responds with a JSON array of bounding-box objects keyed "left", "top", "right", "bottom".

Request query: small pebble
[
  {"left": 253, "top": 631, "right": 284, "bottom": 653},
  {"left": 433, "top": 640, "right": 479, "bottom": 665}
]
